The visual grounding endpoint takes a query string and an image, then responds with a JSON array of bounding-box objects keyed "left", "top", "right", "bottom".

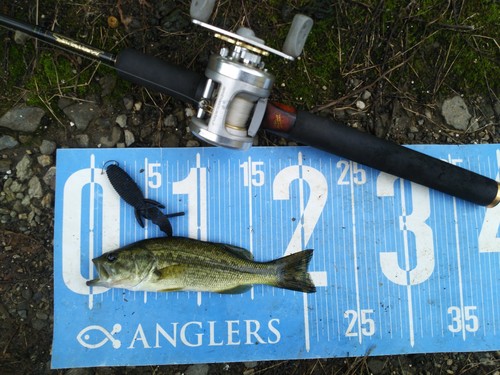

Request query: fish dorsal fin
[
  {"left": 221, "top": 244, "right": 254, "bottom": 260},
  {"left": 217, "top": 285, "right": 252, "bottom": 294}
]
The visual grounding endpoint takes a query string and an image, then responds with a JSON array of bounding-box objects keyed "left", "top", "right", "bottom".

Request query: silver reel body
[
  {"left": 189, "top": 6, "right": 313, "bottom": 150},
  {"left": 190, "top": 39, "right": 274, "bottom": 150}
]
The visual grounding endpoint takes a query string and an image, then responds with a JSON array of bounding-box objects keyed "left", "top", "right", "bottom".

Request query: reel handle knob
[
  {"left": 190, "top": 0, "right": 216, "bottom": 22},
  {"left": 283, "top": 14, "right": 314, "bottom": 57}
]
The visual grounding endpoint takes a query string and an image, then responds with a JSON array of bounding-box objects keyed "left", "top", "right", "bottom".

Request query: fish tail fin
[{"left": 270, "top": 250, "right": 316, "bottom": 293}]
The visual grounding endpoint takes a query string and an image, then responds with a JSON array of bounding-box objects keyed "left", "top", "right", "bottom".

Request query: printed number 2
[
  {"left": 448, "top": 306, "right": 479, "bottom": 333},
  {"left": 345, "top": 309, "right": 375, "bottom": 337},
  {"left": 273, "top": 158, "right": 328, "bottom": 255}
]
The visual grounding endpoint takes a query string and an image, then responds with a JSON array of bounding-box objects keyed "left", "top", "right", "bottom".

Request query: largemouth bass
[{"left": 86, "top": 237, "right": 316, "bottom": 294}]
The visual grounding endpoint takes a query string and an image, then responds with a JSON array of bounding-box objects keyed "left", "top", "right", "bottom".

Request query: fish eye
[{"left": 106, "top": 253, "right": 118, "bottom": 262}]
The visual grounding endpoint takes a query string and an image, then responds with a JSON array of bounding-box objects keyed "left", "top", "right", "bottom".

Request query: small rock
[
  {"left": 362, "top": 90, "right": 372, "bottom": 100},
  {"left": 123, "top": 97, "right": 134, "bottom": 111},
  {"left": 133, "top": 101, "right": 143, "bottom": 111},
  {"left": 494, "top": 100, "right": 500, "bottom": 116},
  {"left": 0, "top": 135, "right": 19, "bottom": 150},
  {"left": 124, "top": 129, "right": 135, "bottom": 146},
  {"left": 185, "top": 364, "right": 209, "bottom": 375},
  {"left": 186, "top": 140, "right": 200, "bottom": 147},
  {"left": 40, "top": 140, "right": 56, "bottom": 155},
  {"left": 0, "top": 105, "right": 46, "bottom": 132},
  {"left": 41, "top": 193, "right": 53, "bottom": 208},
  {"left": 63, "top": 102, "right": 100, "bottom": 131},
  {"left": 9, "top": 180, "right": 24, "bottom": 194},
  {"left": 367, "top": 358, "right": 386, "bottom": 374},
  {"left": 185, "top": 107, "right": 195, "bottom": 117},
  {"left": 43, "top": 167, "right": 57, "bottom": 190},
  {"left": 18, "top": 309, "right": 27, "bottom": 319},
  {"left": 75, "top": 134, "right": 90, "bottom": 147},
  {"left": 115, "top": 114, "right": 128, "bottom": 128},
  {"left": 57, "top": 97, "right": 74, "bottom": 110},
  {"left": 21, "top": 288, "right": 32, "bottom": 300},
  {"left": 36, "top": 311, "right": 49, "bottom": 320},
  {"left": 32, "top": 319, "right": 47, "bottom": 331},
  {"left": 99, "top": 74, "right": 117, "bottom": 97},
  {"left": 99, "top": 126, "right": 122, "bottom": 147},
  {"left": 37, "top": 155, "right": 53, "bottom": 167},
  {"left": 0, "top": 303, "right": 9, "bottom": 319},
  {"left": 14, "top": 30, "right": 29, "bottom": 44},
  {"left": 0, "top": 159, "right": 11, "bottom": 173},
  {"left": 162, "top": 134, "right": 180, "bottom": 148},
  {"left": 356, "top": 100, "right": 366, "bottom": 110},
  {"left": 28, "top": 176, "right": 43, "bottom": 199},
  {"left": 441, "top": 96, "right": 471, "bottom": 131},
  {"left": 164, "top": 114, "right": 177, "bottom": 127},
  {"left": 15, "top": 155, "right": 33, "bottom": 181}
]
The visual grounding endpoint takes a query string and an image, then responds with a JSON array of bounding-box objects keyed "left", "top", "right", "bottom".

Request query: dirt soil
[{"left": 0, "top": 0, "right": 499, "bottom": 374}]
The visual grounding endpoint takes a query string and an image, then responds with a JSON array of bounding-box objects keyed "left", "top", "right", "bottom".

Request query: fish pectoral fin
[
  {"left": 217, "top": 285, "right": 252, "bottom": 294},
  {"left": 221, "top": 244, "right": 254, "bottom": 260},
  {"left": 154, "top": 264, "right": 187, "bottom": 280}
]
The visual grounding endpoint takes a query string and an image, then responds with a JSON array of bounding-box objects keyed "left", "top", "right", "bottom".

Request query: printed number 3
[{"left": 377, "top": 173, "right": 435, "bottom": 285}]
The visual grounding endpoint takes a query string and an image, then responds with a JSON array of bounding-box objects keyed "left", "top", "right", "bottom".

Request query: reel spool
[{"left": 189, "top": 1, "right": 313, "bottom": 150}]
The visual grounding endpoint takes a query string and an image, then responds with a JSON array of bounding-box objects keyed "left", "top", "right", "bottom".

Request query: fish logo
[{"left": 77, "top": 324, "right": 122, "bottom": 349}]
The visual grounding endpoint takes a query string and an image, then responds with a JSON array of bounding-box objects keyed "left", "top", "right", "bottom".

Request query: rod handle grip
[
  {"left": 115, "top": 48, "right": 207, "bottom": 104},
  {"left": 262, "top": 102, "right": 499, "bottom": 207}
]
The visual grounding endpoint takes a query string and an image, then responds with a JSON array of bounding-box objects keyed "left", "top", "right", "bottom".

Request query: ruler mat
[{"left": 52, "top": 145, "right": 500, "bottom": 368}]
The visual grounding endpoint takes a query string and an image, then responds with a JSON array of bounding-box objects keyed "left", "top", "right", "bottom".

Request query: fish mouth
[{"left": 86, "top": 259, "right": 108, "bottom": 287}]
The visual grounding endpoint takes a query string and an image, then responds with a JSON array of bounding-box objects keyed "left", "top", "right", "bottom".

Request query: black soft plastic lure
[{"left": 104, "top": 161, "right": 184, "bottom": 236}]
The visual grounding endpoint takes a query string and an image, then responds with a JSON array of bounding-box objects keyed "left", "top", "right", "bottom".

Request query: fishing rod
[{"left": 0, "top": 2, "right": 498, "bottom": 208}]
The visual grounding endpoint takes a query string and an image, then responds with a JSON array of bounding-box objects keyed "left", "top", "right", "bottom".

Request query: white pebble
[
  {"left": 356, "top": 100, "right": 366, "bottom": 110},
  {"left": 133, "top": 101, "right": 142, "bottom": 111},
  {"left": 115, "top": 114, "right": 127, "bottom": 128}
]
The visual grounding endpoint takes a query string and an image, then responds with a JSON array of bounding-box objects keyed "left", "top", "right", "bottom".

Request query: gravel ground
[{"left": 1, "top": 1, "right": 499, "bottom": 374}]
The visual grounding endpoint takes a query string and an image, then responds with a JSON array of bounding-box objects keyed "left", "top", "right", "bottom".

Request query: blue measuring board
[{"left": 52, "top": 145, "right": 500, "bottom": 369}]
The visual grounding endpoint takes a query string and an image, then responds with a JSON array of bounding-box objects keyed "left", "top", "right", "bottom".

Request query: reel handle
[{"left": 262, "top": 102, "right": 500, "bottom": 207}]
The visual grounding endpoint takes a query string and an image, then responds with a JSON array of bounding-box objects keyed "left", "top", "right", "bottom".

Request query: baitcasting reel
[{"left": 189, "top": 0, "right": 313, "bottom": 150}]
